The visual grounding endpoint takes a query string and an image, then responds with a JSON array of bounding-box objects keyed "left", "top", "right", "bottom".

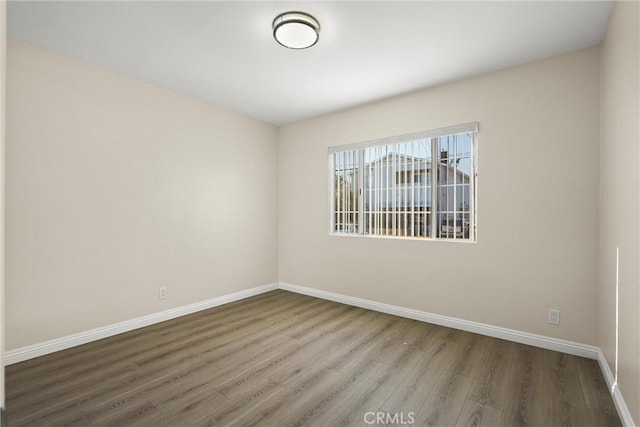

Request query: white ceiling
[{"left": 7, "top": 1, "right": 613, "bottom": 126}]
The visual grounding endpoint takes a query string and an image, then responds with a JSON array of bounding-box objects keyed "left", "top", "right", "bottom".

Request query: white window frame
[{"left": 328, "top": 122, "right": 478, "bottom": 242}]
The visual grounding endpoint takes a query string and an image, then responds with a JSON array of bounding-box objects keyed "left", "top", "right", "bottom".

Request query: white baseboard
[
  {"left": 4, "top": 282, "right": 278, "bottom": 365},
  {"left": 596, "top": 349, "right": 637, "bottom": 427},
  {"left": 279, "top": 282, "right": 599, "bottom": 359}
]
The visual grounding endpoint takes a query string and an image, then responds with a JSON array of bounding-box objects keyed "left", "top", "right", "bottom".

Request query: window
[{"left": 329, "top": 123, "right": 477, "bottom": 242}]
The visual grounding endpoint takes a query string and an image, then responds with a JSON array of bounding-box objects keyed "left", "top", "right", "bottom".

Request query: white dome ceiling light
[{"left": 273, "top": 12, "right": 320, "bottom": 50}]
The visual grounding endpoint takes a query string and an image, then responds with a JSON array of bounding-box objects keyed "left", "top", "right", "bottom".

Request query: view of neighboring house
[{"left": 334, "top": 137, "right": 473, "bottom": 239}]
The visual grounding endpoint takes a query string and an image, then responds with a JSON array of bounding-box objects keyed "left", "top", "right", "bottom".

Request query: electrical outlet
[
  {"left": 159, "top": 286, "right": 168, "bottom": 300},
  {"left": 548, "top": 309, "right": 560, "bottom": 325}
]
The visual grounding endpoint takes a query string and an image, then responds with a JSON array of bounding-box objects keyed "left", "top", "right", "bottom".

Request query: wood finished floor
[{"left": 6, "top": 290, "right": 621, "bottom": 427}]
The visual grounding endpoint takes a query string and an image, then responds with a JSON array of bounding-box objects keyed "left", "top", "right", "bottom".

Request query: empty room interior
[{"left": 0, "top": 1, "right": 639, "bottom": 426}]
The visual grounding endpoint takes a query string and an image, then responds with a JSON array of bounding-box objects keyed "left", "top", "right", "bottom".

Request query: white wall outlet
[
  {"left": 159, "top": 286, "right": 168, "bottom": 300},
  {"left": 548, "top": 309, "right": 560, "bottom": 325}
]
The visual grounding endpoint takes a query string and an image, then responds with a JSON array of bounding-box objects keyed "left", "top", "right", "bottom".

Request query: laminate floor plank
[
  {"left": 377, "top": 326, "right": 464, "bottom": 418},
  {"left": 279, "top": 309, "right": 390, "bottom": 374},
  {"left": 153, "top": 291, "right": 321, "bottom": 341},
  {"left": 498, "top": 342, "right": 546, "bottom": 427},
  {"left": 10, "top": 403, "right": 93, "bottom": 427},
  {"left": 213, "top": 308, "right": 378, "bottom": 399},
  {"left": 10, "top": 325, "right": 195, "bottom": 396},
  {"left": 231, "top": 314, "right": 407, "bottom": 426},
  {"left": 101, "top": 371, "right": 230, "bottom": 425},
  {"left": 575, "top": 356, "right": 622, "bottom": 427},
  {"left": 231, "top": 366, "right": 345, "bottom": 427},
  {"left": 156, "top": 298, "right": 344, "bottom": 382},
  {"left": 146, "top": 293, "right": 325, "bottom": 352},
  {"left": 279, "top": 304, "right": 360, "bottom": 341},
  {"left": 366, "top": 318, "right": 434, "bottom": 365},
  {"left": 326, "top": 316, "right": 406, "bottom": 374},
  {"left": 454, "top": 397, "right": 503, "bottom": 427},
  {"left": 411, "top": 332, "right": 487, "bottom": 427},
  {"left": 80, "top": 356, "right": 225, "bottom": 422},
  {"left": 189, "top": 299, "right": 352, "bottom": 363},
  {"left": 5, "top": 290, "right": 622, "bottom": 427},
  {"left": 192, "top": 378, "right": 284, "bottom": 427},
  {"left": 10, "top": 353, "right": 195, "bottom": 425},
  {"left": 465, "top": 337, "right": 516, "bottom": 409},
  {"left": 6, "top": 358, "right": 140, "bottom": 418},
  {"left": 254, "top": 357, "right": 384, "bottom": 427},
  {"left": 323, "top": 330, "right": 434, "bottom": 427},
  {"left": 267, "top": 310, "right": 396, "bottom": 388},
  {"left": 193, "top": 333, "right": 296, "bottom": 388},
  {"left": 542, "top": 350, "right": 592, "bottom": 427},
  {"left": 87, "top": 397, "right": 166, "bottom": 426},
  {"left": 186, "top": 305, "right": 362, "bottom": 390}
]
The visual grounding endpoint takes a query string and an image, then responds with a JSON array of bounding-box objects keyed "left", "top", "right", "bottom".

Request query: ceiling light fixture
[{"left": 273, "top": 12, "right": 320, "bottom": 49}]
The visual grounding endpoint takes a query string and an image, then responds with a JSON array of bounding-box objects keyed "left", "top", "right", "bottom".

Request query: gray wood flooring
[{"left": 5, "top": 290, "right": 621, "bottom": 426}]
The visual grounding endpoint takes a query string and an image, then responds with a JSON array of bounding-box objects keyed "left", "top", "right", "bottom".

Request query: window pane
[
  {"left": 331, "top": 126, "right": 476, "bottom": 241},
  {"left": 458, "top": 185, "right": 470, "bottom": 211},
  {"left": 457, "top": 134, "right": 471, "bottom": 158},
  {"left": 332, "top": 150, "right": 359, "bottom": 234},
  {"left": 457, "top": 157, "right": 471, "bottom": 180}
]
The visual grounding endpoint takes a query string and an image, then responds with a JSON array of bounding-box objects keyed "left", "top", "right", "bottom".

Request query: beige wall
[
  {"left": 1, "top": 0, "right": 6, "bottom": 410},
  {"left": 599, "top": 1, "right": 640, "bottom": 423},
  {"left": 5, "top": 39, "right": 279, "bottom": 350},
  {"left": 278, "top": 48, "right": 601, "bottom": 345}
]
